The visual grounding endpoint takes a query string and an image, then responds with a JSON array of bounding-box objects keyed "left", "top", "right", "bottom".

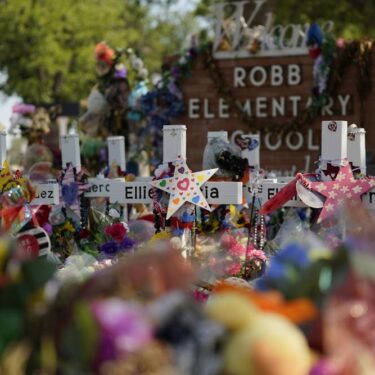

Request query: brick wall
[{"left": 170, "top": 49, "right": 373, "bottom": 173}]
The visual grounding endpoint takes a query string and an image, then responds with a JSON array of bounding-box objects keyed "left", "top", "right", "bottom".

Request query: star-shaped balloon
[
  {"left": 300, "top": 160, "right": 375, "bottom": 223},
  {"left": 150, "top": 159, "right": 218, "bottom": 219}
]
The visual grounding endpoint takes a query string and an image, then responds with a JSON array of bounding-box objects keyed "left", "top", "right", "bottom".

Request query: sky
[{"left": 0, "top": 0, "right": 202, "bottom": 132}]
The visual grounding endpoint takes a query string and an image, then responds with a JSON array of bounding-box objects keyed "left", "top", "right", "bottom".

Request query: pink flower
[
  {"left": 91, "top": 299, "right": 153, "bottom": 362},
  {"left": 12, "top": 103, "right": 35, "bottom": 114},
  {"left": 247, "top": 249, "right": 267, "bottom": 262},
  {"left": 220, "top": 233, "right": 237, "bottom": 249},
  {"left": 193, "top": 289, "right": 209, "bottom": 303},
  {"left": 225, "top": 262, "right": 242, "bottom": 276},
  {"left": 336, "top": 37, "right": 345, "bottom": 48},
  {"left": 228, "top": 242, "right": 246, "bottom": 257}
]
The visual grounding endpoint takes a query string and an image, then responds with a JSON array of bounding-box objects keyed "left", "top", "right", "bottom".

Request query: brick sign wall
[{"left": 171, "top": 49, "right": 375, "bottom": 174}]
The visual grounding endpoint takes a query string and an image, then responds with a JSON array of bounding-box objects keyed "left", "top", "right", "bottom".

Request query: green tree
[
  {"left": 0, "top": 0, "right": 198, "bottom": 103},
  {"left": 274, "top": 0, "right": 375, "bottom": 40},
  {"left": 194, "top": 0, "right": 375, "bottom": 40}
]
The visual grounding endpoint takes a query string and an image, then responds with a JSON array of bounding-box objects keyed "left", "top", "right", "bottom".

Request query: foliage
[
  {"left": 274, "top": 0, "right": 375, "bottom": 40},
  {"left": 0, "top": 0, "right": 199, "bottom": 103},
  {"left": 194, "top": 0, "right": 375, "bottom": 40}
]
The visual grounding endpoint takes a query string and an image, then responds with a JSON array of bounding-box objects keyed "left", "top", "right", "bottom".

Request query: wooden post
[
  {"left": 107, "top": 136, "right": 126, "bottom": 172},
  {"left": 60, "top": 134, "right": 81, "bottom": 172},
  {"left": 163, "top": 125, "right": 186, "bottom": 162},
  {"left": 240, "top": 134, "right": 260, "bottom": 170},
  {"left": 348, "top": 126, "right": 366, "bottom": 175},
  {"left": 0, "top": 131, "right": 6, "bottom": 167},
  {"left": 320, "top": 120, "right": 347, "bottom": 181}
]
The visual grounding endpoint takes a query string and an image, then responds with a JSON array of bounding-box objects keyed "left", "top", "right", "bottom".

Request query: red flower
[
  {"left": 35, "top": 205, "right": 51, "bottom": 227},
  {"left": 95, "top": 42, "right": 115, "bottom": 67},
  {"left": 105, "top": 223, "right": 127, "bottom": 242},
  {"left": 79, "top": 228, "right": 91, "bottom": 239}
]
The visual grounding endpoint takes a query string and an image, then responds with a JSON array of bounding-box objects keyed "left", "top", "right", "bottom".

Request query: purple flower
[
  {"left": 114, "top": 66, "right": 127, "bottom": 79},
  {"left": 91, "top": 299, "right": 153, "bottom": 363},
  {"left": 100, "top": 240, "right": 119, "bottom": 255},
  {"left": 171, "top": 66, "right": 180, "bottom": 77},
  {"left": 99, "top": 147, "right": 107, "bottom": 163},
  {"left": 188, "top": 47, "right": 197, "bottom": 58},
  {"left": 12, "top": 103, "right": 36, "bottom": 114},
  {"left": 43, "top": 223, "right": 52, "bottom": 235},
  {"left": 119, "top": 236, "right": 135, "bottom": 251}
]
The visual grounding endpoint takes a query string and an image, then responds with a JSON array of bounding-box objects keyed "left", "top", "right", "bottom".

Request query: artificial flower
[
  {"left": 220, "top": 233, "right": 237, "bottom": 249},
  {"left": 247, "top": 249, "right": 267, "bottom": 262},
  {"left": 119, "top": 236, "right": 135, "bottom": 251},
  {"left": 91, "top": 299, "right": 153, "bottom": 362},
  {"left": 105, "top": 222, "right": 127, "bottom": 242},
  {"left": 100, "top": 241, "right": 119, "bottom": 256},
  {"left": 95, "top": 42, "right": 115, "bottom": 66},
  {"left": 12, "top": 103, "right": 35, "bottom": 114},
  {"left": 228, "top": 242, "right": 246, "bottom": 257},
  {"left": 79, "top": 228, "right": 91, "bottom": 239},
  {"left": 225, "top": 261, "right": 242, "bottom": 276},
  {"left": 62, "top": 221, "right": 75, "bottom": 233},
  {"left": 42, "top": 223, "right": 52, "bottom": 236}
]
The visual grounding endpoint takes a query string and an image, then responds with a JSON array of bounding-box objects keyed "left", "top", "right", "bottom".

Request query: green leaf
[{"left": 0, "top": 309, "right": 24, "bottom": 356}]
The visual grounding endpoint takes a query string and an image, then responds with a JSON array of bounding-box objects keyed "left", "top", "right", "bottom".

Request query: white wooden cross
[
  {"left": 258, "top": 120, "right": 375, "bottom": 209},
  {"left": 0, "top": 127, "right": 242, "bottom": 212},
  {"left": 110, "top": 125, "right": 243, "bottom": 206},
  {"left": 0, "top": 133, "right": 126, "bottom": 207}
]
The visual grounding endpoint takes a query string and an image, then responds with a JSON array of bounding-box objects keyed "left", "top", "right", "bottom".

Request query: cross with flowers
[{"left": 259, "top": 120, "right": 375, "bottom": 219}]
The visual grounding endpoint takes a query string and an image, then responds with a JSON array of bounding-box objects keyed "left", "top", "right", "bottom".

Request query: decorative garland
[
  {"left": 140, "top": 35, "right": 373, "bottom": 138},
  {"left": 201, "top": 38, "right": 373, "bottom": 134}
]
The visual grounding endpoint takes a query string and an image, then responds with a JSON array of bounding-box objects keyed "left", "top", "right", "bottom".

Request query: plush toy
[{"left": 206, "top": 290, "right": 312, "bottom": 375}]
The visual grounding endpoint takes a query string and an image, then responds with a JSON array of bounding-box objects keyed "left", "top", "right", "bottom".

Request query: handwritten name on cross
[
  {"left": 111, "top": 125, "right": 243, "bottom": 206},
  {"left": 0, "top": 131, "right": 59, "bottom": 205}
]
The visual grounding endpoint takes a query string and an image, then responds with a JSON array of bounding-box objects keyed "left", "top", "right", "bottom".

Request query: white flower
[
  {"left": 121, "top": 221, "right": 129, "bottom": 231},
  {"left": 178, "top": 55, "right": 187, "bottom": 64},
  {"left": 132, "top": 57, "right": 144, "bottom": 70},
  {"left": 139, "top": 67, "right": 148, "bottom": 79},
  {"left": 154, "top": 163, "right": 170, "bottom": 178}
]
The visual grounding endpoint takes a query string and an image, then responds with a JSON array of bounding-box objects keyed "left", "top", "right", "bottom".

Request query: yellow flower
[
  {"left": 150, "top": 231, "right": 171, "bottom": 242},
  {"left": 63, "top": 221, "right": 75, "bottom": 232}
]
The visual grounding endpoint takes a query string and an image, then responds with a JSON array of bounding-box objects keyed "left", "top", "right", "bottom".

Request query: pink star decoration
[{"left": 300, "top": 161, "right": 375, "bottom": 223}]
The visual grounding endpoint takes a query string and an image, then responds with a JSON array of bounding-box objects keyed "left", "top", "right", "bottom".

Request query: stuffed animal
[{"left": 206, "top": 290, "right": 312, "bottom": 375}]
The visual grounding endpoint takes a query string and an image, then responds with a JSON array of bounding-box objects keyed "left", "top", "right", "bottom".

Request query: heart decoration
[
  {"left": 328, "top": 121, "right": 337, "bottom": 132},
  {"left": 177, "top": 178, "right": 190, "bottom": 191},
  {"left": 197, "top": 175, "right": 205, "bottom": 183},
  {"left": 150, "top": 159, "right": 218, "bottom": 219},
  {"left": 192, "top": 195, "right": 200, "bottom": 204},
  {"left": 248, "top": 138, "right": 259, "bottom": 151},
  {"left": 159, "top": 179, "right": 167, "bottom": 187}
]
